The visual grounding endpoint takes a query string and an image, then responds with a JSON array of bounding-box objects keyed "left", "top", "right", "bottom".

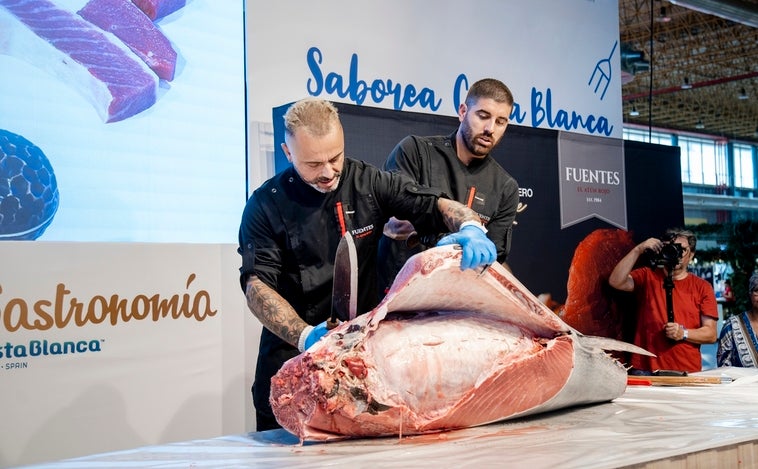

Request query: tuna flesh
[
  {"left": 270, "top": 245, "right": 651, "bottom": 441},
  {"left": 131, "top": 0, "right": 184, "bottom": 20},
  {"left": 560, "top": 228, "right": 638, "bottom": 341},
  {"left": 79, "top": 0, "right": 178, "bottom": 81},
  {"left": 0, "top": 0, "right": 158, "bottom": 123}
]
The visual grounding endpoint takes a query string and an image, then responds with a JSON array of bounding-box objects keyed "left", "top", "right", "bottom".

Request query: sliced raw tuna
[
  {"left": 270, "top": 245, "right": 651, "bottom": 441},
  {"left": 130, "top": 0, "right": 184, "bottom": 20},
  {"left": 78, "top": 0, "right": 178, "bottom": 81},
  {"left": 0, "top": 0, "right": 158, "bottom": 123}
]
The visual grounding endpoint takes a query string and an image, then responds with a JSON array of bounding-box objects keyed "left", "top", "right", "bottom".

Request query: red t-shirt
[{"left": 629, "top": 267, "right": 718, "bottom": 373}]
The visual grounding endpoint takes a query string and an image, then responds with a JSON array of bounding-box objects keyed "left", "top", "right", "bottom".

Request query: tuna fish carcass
[{"left": 270, "top": 245, "right": 651, "bottom": 442}]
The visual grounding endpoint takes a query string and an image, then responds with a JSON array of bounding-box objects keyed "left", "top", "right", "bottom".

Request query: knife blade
[{"left": 327, "top": 231, "right": 358, "bottom": 329}]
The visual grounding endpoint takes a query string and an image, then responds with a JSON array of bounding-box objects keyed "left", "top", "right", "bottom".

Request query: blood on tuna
[{"left": 270, "top": 245, "right": 651, "bottom": 442}]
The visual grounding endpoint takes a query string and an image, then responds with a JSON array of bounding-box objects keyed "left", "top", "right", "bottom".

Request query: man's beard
[
  {"left": 303, "top": 172, "right": 341, "bottom": 193},
  {"left": 461, "top": 122, "right": 498, "bottom": 157}
]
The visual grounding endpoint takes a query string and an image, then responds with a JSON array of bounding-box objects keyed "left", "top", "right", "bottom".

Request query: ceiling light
[
  {"left": 620, "top": 43, "right": 650, "bottom": 76},
  {"left": 629, "top": 106, "right": 640, "bottom": 116},
  {"left": 681, "top": 77, "right": 692, "bottom": 89},
  {"left": 738, "top": 88, "right": 748, "bottom": 100},
  {"left": 695, "top": 119, "right": 705, "bottom": 129},
  {"left": 656, "top": 6, "right": 672, "bottom": 22}
]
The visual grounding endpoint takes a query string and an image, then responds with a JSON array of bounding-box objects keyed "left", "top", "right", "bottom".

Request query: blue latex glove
[
  {"left": 299, "top": 321, "right": 329, "bottom": 352},
  {"left": 437, "top": 225, "right": 497, "bottom": 271}
]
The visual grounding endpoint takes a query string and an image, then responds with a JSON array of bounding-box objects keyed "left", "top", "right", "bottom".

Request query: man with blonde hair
[{"left": 238, "top": 98, "right": 496, "bottom": 430}]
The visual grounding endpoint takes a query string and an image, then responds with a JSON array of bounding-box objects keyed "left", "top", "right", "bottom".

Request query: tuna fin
[{"left": 573, "top": 332, "right": 656, "bottom": 357}]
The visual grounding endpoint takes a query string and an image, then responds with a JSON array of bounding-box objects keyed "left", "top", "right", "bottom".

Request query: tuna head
[{"left": 270, "top": 245, "right": 632, "bottom": 441}]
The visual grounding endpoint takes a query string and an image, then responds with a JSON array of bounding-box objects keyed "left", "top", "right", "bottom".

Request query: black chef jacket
[
  {"left": 237, "top": 157, "right": 445, "bottom": 429},
  {"left": 378, "top": 132, "right": 519, "bottom": 295}
]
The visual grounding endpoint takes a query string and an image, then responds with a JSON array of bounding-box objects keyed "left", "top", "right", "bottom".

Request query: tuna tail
[{"left": 572, "top": 331, "right": 656, "bottom": 357}]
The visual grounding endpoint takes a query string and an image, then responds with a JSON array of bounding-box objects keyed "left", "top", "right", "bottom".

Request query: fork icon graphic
[{"left": 588, "top": 41, "right": 618, "bottom": 101}]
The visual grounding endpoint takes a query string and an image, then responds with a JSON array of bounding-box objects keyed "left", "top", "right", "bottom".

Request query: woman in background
[{"left": 717, "top": 273, "right": 758, "bottom": 367}]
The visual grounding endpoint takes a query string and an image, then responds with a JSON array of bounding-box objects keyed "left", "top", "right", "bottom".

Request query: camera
[{"left": 649, "top": 241, "right": 685, "bottom": 269}]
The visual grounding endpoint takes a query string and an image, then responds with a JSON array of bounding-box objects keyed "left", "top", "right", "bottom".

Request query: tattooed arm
[
  {"left": 437, "top": 197, "right": 483, "bottom": 231},
  {"left": 244, "top": 274, "right": 309, "bottom": 347},
  {"left": 435, "top": 197, "right": 496, "bottom": 271}
]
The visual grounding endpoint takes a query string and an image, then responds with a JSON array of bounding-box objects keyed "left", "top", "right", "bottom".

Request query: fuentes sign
[{"left": 558, "top": 132, "right": 627, "bottom": 230}]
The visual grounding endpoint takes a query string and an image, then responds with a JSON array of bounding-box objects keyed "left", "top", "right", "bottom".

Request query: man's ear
[
  {"left": 458, "top": 102, "right": 467, "bottom": 122},
  {"left": 281, "top": 142, "right": 292, "bottom": 162}
]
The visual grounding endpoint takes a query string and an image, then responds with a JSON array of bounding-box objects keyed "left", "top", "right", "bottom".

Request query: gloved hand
[
  {"left": 297, "top": 321, "right": 329, "bottom": 352},
  {"left": 382, "top": 217, "right": 417, "bottom": 240},
  {"left": 437, "top": 224, "right": 497, "bottom": 271}
]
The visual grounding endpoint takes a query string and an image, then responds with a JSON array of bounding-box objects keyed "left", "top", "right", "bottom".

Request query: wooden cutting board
[{"left": 627, "top": 375, "right": 723, "bottom": 386}]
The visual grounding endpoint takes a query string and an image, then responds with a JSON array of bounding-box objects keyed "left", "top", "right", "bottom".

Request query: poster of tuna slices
[{"left": 0, "top": 0, "right": 246, "bottom": 242}]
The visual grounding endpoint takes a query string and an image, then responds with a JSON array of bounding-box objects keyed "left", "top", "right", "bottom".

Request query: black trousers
[{"left": 252, "top": 341, "right": 299, "bottom": 431}]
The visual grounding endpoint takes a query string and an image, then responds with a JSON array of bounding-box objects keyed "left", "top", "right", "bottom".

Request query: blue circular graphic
[{"left": 0, "top": 129, "right": 60, "bottom": 240}]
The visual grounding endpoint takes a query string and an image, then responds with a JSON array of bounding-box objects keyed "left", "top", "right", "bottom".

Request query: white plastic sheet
[{"left": 20, "top": 368, "right": 758, "bottom": 469}]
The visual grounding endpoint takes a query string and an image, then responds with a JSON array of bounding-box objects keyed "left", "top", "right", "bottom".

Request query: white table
[{"left": 20, "top": 368, "right": 758, "bottom": 469}]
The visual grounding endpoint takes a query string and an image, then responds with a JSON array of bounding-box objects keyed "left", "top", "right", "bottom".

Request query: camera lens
[{"left": 651, "top": 242, "right": 684, "bottom": 268}]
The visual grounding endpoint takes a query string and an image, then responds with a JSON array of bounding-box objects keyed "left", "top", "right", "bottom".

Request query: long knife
[{"left": 327, "top": 232, "right": 358, "bottom": 329}]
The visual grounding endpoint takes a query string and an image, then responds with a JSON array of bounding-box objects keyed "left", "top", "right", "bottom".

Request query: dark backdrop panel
[
  {"left": 274, "top": 102, "right": 460, "bottom": 170},
  {"left": 501, "top": 132, "right": 684, "bottom": 301},
  {"left": 272, "top": 102, "right": 683, "bottom": 302},
  {"left": 623, "top": 140, "right": 685, "bottom": 241}
]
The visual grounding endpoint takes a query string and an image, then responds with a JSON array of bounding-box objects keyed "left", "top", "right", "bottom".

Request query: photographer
[{"left": 608, "top": 228, "right": 718, "bottom": 374}]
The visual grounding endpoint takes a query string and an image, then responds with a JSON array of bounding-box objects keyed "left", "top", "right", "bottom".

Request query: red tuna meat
[
  {"left": 79, "top": 0, "right": 178, "bottom": 81},
  {"left": 270, "top": 245, "right": 651, "bottom": 441},
  {"left": 131, "top": 0, "right": 184, "bottom": 20},
  {"left": 0, "top": 0, "right": 158, "bottom": 123},
  {"left": 561, "top": 228, "right": 637, "bottom": 340}
]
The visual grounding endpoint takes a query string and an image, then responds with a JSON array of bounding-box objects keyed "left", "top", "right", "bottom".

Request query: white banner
[
  {"left": 0, "top": 242, "right": 260, "bottom": 467},
  {"left": 245, "top": 0, "right": 622, "bottom": 138}
]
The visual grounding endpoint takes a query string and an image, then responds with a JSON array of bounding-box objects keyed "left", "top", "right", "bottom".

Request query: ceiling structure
[{"left": 619, "top": 0, "right": 758, "bottom": 143}]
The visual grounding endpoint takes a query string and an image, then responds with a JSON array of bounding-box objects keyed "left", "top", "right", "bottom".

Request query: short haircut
[
  {"left": 465, "top": 78, "right": 514, "bottom": 107},
  {"left": 283, "top": 98, "right": 340, "bottom": 138},
  {"left": 664, "top": 228, "right": 697, "bottom": 252}
]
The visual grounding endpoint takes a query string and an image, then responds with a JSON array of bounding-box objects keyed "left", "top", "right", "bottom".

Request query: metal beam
[
  {"left": 669, "top": 0, "right": 758, "bottom": 28},
  {"left": 683, "top": 193, "right": 758, "bottom": 211},
  {"left": 622, "top": 71, "right": 758, "bottom": 101}
]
